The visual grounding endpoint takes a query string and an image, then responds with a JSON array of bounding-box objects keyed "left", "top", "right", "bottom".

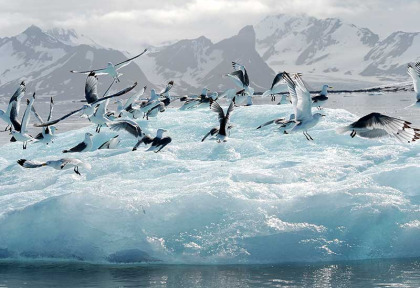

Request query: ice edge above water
[{"left": 0, "top": 105, "right": 419, "bottom": 264}]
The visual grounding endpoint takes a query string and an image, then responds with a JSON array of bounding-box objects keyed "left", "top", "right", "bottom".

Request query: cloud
[{"left": 0, "top": 0, "right": 418, "bottom": 52}]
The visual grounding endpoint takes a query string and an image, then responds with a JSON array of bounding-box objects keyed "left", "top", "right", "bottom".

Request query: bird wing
[
  {"left": 109, "top": 119, "right": 142, "bottom": 138},
  {"left": 9, "top": 102, "right": 21, "bottom": 131},
  {"left": 271, "top": 72, "right": 284, "bottom": 90},
  {"left": 85, "top": 72, "right": 99, "bottom": 104},
  {"left": 124, "top": 86, "right": 146, "bottom": 109},
  {"left": 232, "top": 62, "right": 249, "bottom": 86},
  {"left": 17, "top": 159, "right": 45, "bottom": 168},
  {"left": 34, "top": 107, "right": 83, "bottom": 127},
  {"left": 70, "top": 67, "right": 109, "bottom": 74},
  {"left": 408, "top": 62, "right": 420, "bottom": 100},
  {"left": 31, "top": 104, "right": 44, "bottom": 124},
  {"left": 47, "top": 97, "right": 54, "bottom": 121},
  {"left": 283, "top": 72, "right": 298, "bottom": 116},
  {"left": 219, "top": 88, "right": 237, "bottom": 100},
  {"left": 160, "top": 81, "right": 174, "bottom": 96},
  {"left": 211, "top": 101, "right": 225, "bottom": 123},
  {"left": 226, "top": 70, "right": 246, "bottom": 88},
  {"left": 115, "top": 48, "right": 148, "bottom": 70},
  {"left": 354, "top": 113, "right": 419, "bottom": 142},
  {"left": 65, "top": 141, "right": 87, "bottom": 153},
  {"left": 293, "top": 74, "right": 312, "bottom": 121},
  {"left": 225, "top": 101, "right": 235, "bottom": 122},
  {"left": 9, "top": 82, "right": 26, "bottom": 104}
]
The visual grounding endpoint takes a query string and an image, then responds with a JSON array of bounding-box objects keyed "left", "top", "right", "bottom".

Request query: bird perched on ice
[
  {"left": 312, "top": 84, "right": 333, "bottom": 109},
  {"left": 70, "top": 49, "right": 147, "bottom": 83},
  {"left": 62, "top": 132, "right": 93, "bottom": 153},
  {"left": 98, "top": 135, "right": 120, "bottom": 149},
  {"left": 336, "top": 112, "right": 419, "bottom": 142},
  {"left": 17, "top": 158, "right": 91, "bottom": 176},
  {"left": 407, "top": 62, "right": 420, "bottom": 102}
]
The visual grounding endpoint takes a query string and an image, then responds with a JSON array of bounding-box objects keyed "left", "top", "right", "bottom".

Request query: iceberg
[{"left": 0, "top": 105, "right": 419, "bottom": 264}]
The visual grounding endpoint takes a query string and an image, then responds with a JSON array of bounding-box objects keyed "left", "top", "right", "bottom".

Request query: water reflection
[{"left": 1, "top": 258, "right": 419, "bottom": 287}]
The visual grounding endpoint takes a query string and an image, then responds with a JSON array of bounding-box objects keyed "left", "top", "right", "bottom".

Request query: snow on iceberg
[{"left": 0, "top": 105, "right": 419, "bottom": 264}]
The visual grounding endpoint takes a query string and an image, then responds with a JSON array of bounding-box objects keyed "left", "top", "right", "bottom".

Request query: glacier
[{"left": 0, "top": 104, "right": 419, "bottom": 264}]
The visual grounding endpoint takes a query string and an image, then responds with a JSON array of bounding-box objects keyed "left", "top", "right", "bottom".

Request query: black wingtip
[{"left": 17, "top": 159, "right": 26, "bottom": 166}]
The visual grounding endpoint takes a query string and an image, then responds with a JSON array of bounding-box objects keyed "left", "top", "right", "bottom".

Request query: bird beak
[
  {"left": 321, "top": 114, "right": 326, "bottom": 117},
  {"left": 329, "top": 86, "right": 334, "bottom": 89},
  {"left": 42, "top": 163, "right": 47, "bottom": 166}
]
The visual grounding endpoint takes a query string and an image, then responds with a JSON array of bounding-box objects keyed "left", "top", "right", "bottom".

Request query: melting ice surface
[{"left": 0, "top": 104, "right": 419, "bottom": 264}]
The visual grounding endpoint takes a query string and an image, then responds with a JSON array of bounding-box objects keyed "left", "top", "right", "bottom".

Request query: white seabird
[
  {"left": 336, "top": 112, "right": 420, "bottom": 142},
  {"left": 70, "top": 49, "right": 148, "bottom": 82},
  {"left": 17, "top": 158, "right": 91, "bottom": 176},
  {"left": 283, "top": 73, "right": 325, "bottom": 140},
  {"left": 312, "top": 84, "right": 333, "bottom": 109},
  {"left": 209, "top": 101, "right": 235, "bottom": 142},
  {"left": 202, "top": 124, "right": 233, "bottom": 142},
  {"left": 108, "top": 119, "right": 144, "bottom": 150},
  {"left": 11, "top": 93, "right": 36, "bottom": 149},
  {"left": 407, "top": 62, "right": 420, "bottom": 102},
  {"left": 62, "top": 132, "right": 93, "bottom": 153},
  {"left": 145, "top": 129, "right": 172, "bottom": 153},
  {"left": 32, "top": 97, "right": 57, "bottom": 144},
  {"left": 224, "top": 61, "right": 255, "bottom": 105},
  {"left": 98, "top": 135, "right": 120, "bottom": 149},
  {"left": 0, "top": 81, "right": 26, "bottom": 132}
]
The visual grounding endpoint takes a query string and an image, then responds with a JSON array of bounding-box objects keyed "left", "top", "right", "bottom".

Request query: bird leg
[
  {"left": 23, "top": 142, "right": 27, "bottom": 149},
  {"left": 74, "top": 166, "right": 81, "bottom": 176},
  {"left": 306, "top": 131, "right": 314, "bottom": 141},
  {"left": 350, "top": 130, "right": 356, "bottom": 138},
  {"left": 303, "top": 131, "right": 310, "bottom": 141}
]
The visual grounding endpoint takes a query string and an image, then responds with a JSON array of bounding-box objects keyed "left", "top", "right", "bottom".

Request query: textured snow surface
[{"left": 0, "top": 105, "right": 419, "bottom": 264}]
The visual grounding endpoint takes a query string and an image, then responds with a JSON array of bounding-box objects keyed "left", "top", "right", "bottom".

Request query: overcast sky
[{"left": 0, "top": 0, "right": 419, "bottom": 52}]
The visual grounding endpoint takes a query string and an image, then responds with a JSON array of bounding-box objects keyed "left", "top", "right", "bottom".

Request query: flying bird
[
  {"left": 11, "top": 93, "right": 36, "bottom": 149},
  {"left": 209, "top": 101, "right": 235, "bottom": 142},
  {"left": 282, "top": 73, "right": 325, "bottom": 140},
  {"left": 17, "top": 158, "right": 91, "bottom": 176},
  {"left": 32, "top": 97, "right": 56, "bottom": 144},
  {"left": 0, "top": 81, "right": 26, "bottom": 131},
  {"left": 336, "top": 113, "right": 419, "bottom": 142},
  {"left": 407, "top": 62, "right": 420, "bottom": 102},
  {"left": 70, "top": 49, "right": 148, "bottom": 82},
  {"left": 145, "top": 129, "right": 172, "bottom": 153},
  {"left": 108, "top": 119, "right": 145, "bottom": 150}
]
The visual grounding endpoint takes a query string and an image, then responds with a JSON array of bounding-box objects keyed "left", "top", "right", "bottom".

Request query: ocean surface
[
  {"left": 0, "top": 91, "right": 419, "bottom": 287},
  {"left": 1, "top": 258, "right": 420, "bottom": 287}
]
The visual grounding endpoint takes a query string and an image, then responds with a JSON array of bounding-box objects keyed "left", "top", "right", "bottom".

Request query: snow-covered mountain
[
  {"left": 142, "top": 25, "right": 275, "bottom": 94},
  {"left": 1, "top": 15, "right": 420, "bottom": 101},
  {"left": 254, "top": 14, "right": 420, "bottom": 88},
  {"left": 0, "top": 25, "right": 153, "bottom": 102}
]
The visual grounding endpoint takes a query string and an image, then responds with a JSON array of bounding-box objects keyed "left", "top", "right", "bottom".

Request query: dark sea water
[{"left": 1, "top": 258, "right": 420, "bottom": 287}]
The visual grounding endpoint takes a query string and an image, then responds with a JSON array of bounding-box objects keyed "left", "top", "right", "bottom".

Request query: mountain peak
[{"left": 23, "top": 25, "right": 43, "bottom": 36}]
